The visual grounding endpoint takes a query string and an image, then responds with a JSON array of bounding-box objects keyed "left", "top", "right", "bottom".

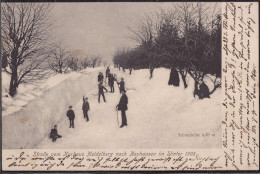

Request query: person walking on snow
[
  {"left": 117, "top": 78, "right": 125, "bottom": 93},
  {"left": 98, "top": 81, "right": 108, "bottom": 103},
  {"left": 67, "top": 106, "right": 75, "bottom": 128},
  {"left": 82, "top": 97, "right": 90, "bottom": 121},
  {"left": 116, "top": 90, "right": 128, "bottom": 128},
  {"left": 105, "top": 67, "right": 110, "bottom": 83},
  {"left": 98, "top": 72, "right": 104, "bottom": 83},
  {"left": 49, "top": 125, "right": 62, "bottom": 142}
]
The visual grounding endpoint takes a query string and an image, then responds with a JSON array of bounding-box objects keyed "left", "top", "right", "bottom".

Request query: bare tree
[
  {"left": 1, "top": 3, "right": 53, "bottom": 96},
  {"left": 48, "top": 43, "right": 69, "bottom": 73},
  {"left": 177, "top": 2, "right": 221, "bottom": 98}
]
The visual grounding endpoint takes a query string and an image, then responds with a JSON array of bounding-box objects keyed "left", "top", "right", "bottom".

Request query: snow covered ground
[
  {"left": 2, "top": 67, "right": 222, "bottom": 149},
  {"left": 2, "top": 68, "right": 103, "bottom": 116},
  {"left": 37, "top": 68, "right": 221, "bottom": 149}
]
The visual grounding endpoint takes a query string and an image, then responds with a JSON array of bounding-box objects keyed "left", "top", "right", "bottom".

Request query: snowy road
[{"left": 36, "top": 68, "right": 222, "bottom": 149}]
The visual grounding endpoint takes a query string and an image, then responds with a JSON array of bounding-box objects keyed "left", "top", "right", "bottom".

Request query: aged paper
[{"left": 1, "top": 1, "right": 259, "bottom": 171}]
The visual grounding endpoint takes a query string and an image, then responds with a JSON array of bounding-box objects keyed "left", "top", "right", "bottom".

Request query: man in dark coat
[
  {"left": 98, "top": 72, "right": 104, "bottom": 83},
  {"left": 117, "top": 78, "right": 125, "bottom": 93},
  {"left": 105, "top": 67, "right": 110, "bottom": 83},
  {"left": 98, "top": 81, "right": 108, "bottom": 103},
  {"left": 67, "top": 106, "right": 75, "bottom": 128},
  {"left": 109, "top": 74, "right": 116, "bottom": 93},
  {"left": 49, "top": 125, "right": 62, "bottom": 142},
  {"left": 116, "top": 90, "right": 128, "bottom": 128},
  {"left": 82, "top": 97, "right": 90, "bottom": 121}
]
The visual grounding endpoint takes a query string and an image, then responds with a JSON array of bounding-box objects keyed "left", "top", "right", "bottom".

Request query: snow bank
[
  {"left": 2, "top": 68, "right": 103, "bottom": 149},
  {"left": 1, "top": 67, "right": 104, "bottom": 116}
]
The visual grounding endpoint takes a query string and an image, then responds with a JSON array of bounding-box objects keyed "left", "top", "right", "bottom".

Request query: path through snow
[{"left": 37, "top": 68, "right": 221, "bottom": 149}]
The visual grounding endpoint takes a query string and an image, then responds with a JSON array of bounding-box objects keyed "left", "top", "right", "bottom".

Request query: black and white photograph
[
  {"left": 1, "top": 1, "right": 259, "bottom": 172},
  {"left": 1, "top": 2, "right": 223, "bottom": 150}
]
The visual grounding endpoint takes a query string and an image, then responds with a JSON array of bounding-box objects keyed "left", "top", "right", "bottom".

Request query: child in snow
[
  {"left": 49, "top": 125, "right": 62, "bottom": 142},
  {"left": 118, "top": 78, "right": 125, "bottom": 93},
  {"left": 82, "top": 96, "right": 90, "bottom": 121},
  {"left": 98, "top": 81, "right": 108, "bottom": 103},
  {"left": 67, "top": 106, "right": 75, "bottom": 128},
  {"left": 105, "top": 67, "right": 110, "bottom": 83},
  {"left": 98, "top": 72, "right": 104, "bottom": 83}
]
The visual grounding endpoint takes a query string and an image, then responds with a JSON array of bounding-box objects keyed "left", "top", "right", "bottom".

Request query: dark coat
[
  {"left": 98, "top": 74, "right": 104, "bottom": 82},
  {"left": 82, "top": 101, "right": 90, "bottom": 113},
  {"left": 109, "top": 75, "right": 116, "bottom": 85},
  {"left": 50, "top": 128, "right": 60, "bottom": 138},
  {"left": 117, "top": 94, "right": 128, "bottom": 111},
  {"left": 168, "top": 68, "right": 180, "bottom": 86},
  {"left": 106, "top": 68, "right": 110, "bottom": 76},
  {"left": 118, "top": 81, "right": 125, "bottom": 90},
  {"left": 98, "top": 83, "right": 107, "bottom": 94},
  {"left": 67, "top": 109, "right": 75, "bottom": 120},
  {"left": 199, "top": 83, "right": 210, "bottom": 98}
]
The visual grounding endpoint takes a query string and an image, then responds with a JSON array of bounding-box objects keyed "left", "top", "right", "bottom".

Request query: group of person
[
  {"left": 49, "top": 67, "right": 129, "bottom": 142},
  {"left": 97, "top": 67, "right": 126, "bottom": 103}
]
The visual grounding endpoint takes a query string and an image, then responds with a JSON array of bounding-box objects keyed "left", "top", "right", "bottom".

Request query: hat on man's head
[{"left": 69, "top": 106, "right": 72, "bottom": 109}]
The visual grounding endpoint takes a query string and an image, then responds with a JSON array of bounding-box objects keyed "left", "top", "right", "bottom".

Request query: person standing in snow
[
  {"left": 109, "top": 73, "right": 116, "bottom": 93},
  {"left": 105, "top": 67, "right": 110, "bottom": 83},
  {"left": 49, "top": 125, "right": 62, "bottom": 142},
  {"left": 98, "top": 72, "right": 104, "bottom": 83},
  {"left": 98, "top": 81, "right": 108, "bottom": 103},
  {"left": 198, "top": 82, "right": 210, "bottom": 99},
  {"left": 67, "top": 106, "right": 75, "bottom": 128},
  {"left": 82, "top": 97, "right": 90, "bottom": 121},
  {"left": 168, "top": 67, "right": 180, "bottom": 86},
  {"left": 116, "top": 90, "right": 128, "bottom": 128},
  {"left": 117, "top": 78, "right": 125, "bottom": 93},
  {"left": 107, "top": 73, "right": 111, "bottom": 89}
]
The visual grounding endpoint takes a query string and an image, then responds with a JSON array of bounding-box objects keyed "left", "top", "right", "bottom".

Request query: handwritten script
[
  {"left": 222, "top": 2, "right": 259, "bottom": 170},
  {"left": 3, "top": 150, "right": 222, "bottom": 171}
]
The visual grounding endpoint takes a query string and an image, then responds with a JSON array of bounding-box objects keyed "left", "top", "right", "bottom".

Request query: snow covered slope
[
  {"left": 2, "top": 68, "right": 103, "bottom": 149},
  {"left": 33, "top": 67, "right": 221, "bottom": 149}
]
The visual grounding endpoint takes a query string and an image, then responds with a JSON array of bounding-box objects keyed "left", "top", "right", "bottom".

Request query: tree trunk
[
  {"left": 58, "top": 64, "right": 63, "bottom": 73},
  {"left": 193, "top": 80, "right": 199, "bottom": 98},
  {"left": 119, "top": 66, "right": 120, "bottom": 70},
  {"left": 180, "top": 71, "right": 188, "bottom": 88},
  {"left": 9, "top": 67, "right": 18, "bottom": 97},
  {"left": 149, "top": 68, "right": 154, "bottom": 79},
  {"left": 129, "top": 68, "right": 132, "bottom": 75},
  {"left": 168, "top": 68, "right": 180, "bottom": 86},
  {"left": 123, "top": 67, "right": 125, "bottom": 72}
]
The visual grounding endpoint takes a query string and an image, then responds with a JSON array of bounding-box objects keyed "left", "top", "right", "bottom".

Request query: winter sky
[
  {"left": 50, "top": 2, "right": 173, "bottom": 61},
  {"left": 50, "top": 2, "right": 220, "bottom": 61}
]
